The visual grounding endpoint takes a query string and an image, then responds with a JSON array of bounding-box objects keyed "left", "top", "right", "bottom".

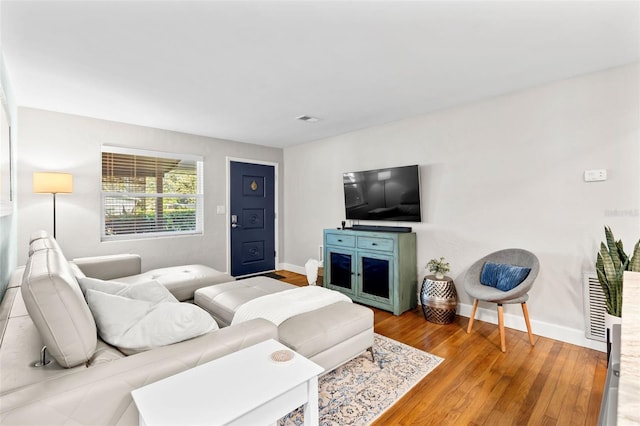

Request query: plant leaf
[
  {"left": 599, "top": 241, "right": 623, "bottom": 316},
  {"left": 614, "top": 261, "right": 626, "bottom": 316},
  {"left": 616, "top": 239, "right": 629, "bottom": 265},
  {"left": 596, "top": 256, "right": 614, "bottom": 314},
  {"left": 599, "top": 242, "right": 617, "bottom": 280},
  {"left": 629, "top": 240, "right": 640, "bottom": 272},
  {"left": 605, "top": 226, "right": 622, "bottom": 271}
]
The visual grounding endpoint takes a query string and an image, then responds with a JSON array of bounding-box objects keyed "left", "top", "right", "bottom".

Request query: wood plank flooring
[{"left": 277, "top": 270, "right": 607, "bottom": 426}]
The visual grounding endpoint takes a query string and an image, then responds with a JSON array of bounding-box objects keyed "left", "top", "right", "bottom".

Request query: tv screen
[{"left": 343, "top": 165, "right": 422, "bottom": 222}]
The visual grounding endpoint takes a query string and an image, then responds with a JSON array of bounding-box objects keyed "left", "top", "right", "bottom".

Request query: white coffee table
[{"left": 131, "top": 339, "right": 324, "bottom": 426}]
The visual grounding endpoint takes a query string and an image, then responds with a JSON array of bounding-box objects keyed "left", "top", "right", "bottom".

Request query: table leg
[{"left": 303, "top": 376, "right": 319, "bottom": 426}]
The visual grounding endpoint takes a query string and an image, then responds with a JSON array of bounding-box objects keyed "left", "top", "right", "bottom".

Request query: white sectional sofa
[
  {"left": 0, "top": 231, "right": 375, "bottom": 425},
  {"left": 0, "top": 232, "right": 277, "bottom": 425}
]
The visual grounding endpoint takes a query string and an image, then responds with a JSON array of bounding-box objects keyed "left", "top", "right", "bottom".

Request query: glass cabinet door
[
  {"left": 328, "top": 250, "right": 355, "bottom": 293},
  {"left": 358, "top": 253, "right": 393, "bottom": 303}
]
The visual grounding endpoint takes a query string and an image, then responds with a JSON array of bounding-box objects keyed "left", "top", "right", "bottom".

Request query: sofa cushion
[
  {"left": 194, "top": 277, "right": 296, "bottom": 326},
  {"left": 78, "top": 276, "right": 127, "bottom": 296},
  {"left": 68, "top": 262, "right": 86, "bottom": 279},
  {"left": 72, "top": 254, "right": 142, "bottom": 281},
  {"left": 87, "top": 341, "right": 126, "bottom": 366},
  {"left": 78, "top": 277, "right": 178, "bottom": 304},
  {"left": 85, "top": 289, "right": 218, "bottom": 354},
  {"left": 28, "top": 237, "right": 61, "bottom": 256},
  {"left": 278, "top": 301, "right": 373, "bottom": 358},
  {"left": 114, "top": 264, "right": 234, "bottom": 301},
  {"left": 29, "top": 229, "right": 51, "bottom": 243},
  {"left": 21, "top": 248, "right": 98, "bottom": 368}
]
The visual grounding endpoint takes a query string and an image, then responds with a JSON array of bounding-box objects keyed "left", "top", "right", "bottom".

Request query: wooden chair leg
[
  {"left": 522, "top": 302, "right": 535, "bottom": 346},
  {"left": 498, "top": 304, "right": 506, "bottom": 352},
  {"left": 467, "top": 299, "right": 479, "bottom": 334}
]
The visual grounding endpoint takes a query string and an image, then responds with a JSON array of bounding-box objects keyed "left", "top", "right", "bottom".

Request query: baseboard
[
  {"left": 279, "top": 263, "right": 306, "bottom": 275},
  {"left": 281, "top": 264, "right": 605, "bottom": 352},
  {"left": 456, "top": 302, "right": 606, "bottom": 352}
]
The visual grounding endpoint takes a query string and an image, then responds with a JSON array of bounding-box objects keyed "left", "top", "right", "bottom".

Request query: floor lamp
[{"left": 33, "top": 172, "right": 73, "bottom": 239}]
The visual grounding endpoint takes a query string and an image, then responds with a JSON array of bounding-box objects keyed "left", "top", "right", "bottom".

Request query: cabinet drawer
[
  {"left": 326, "top": 233, "right": 356, "bottom": 248},
  {"left": 357, "top": 236, "right": 394, "bottom": 252}
]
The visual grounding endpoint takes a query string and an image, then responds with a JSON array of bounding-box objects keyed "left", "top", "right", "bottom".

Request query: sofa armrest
[
  {"left": 72, "top": 254, "right": 142, "bottom": 280},
  {"left": 0, "top": 318, "right": 278, "bottom": 426}
]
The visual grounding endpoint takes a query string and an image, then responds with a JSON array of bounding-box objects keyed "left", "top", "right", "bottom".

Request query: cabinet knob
[
  {"left": 337, "top": 239, "right": 343, "bottom": 242},
  {"left": 371, "top": 243, "right": 377, "bottom": 246}
]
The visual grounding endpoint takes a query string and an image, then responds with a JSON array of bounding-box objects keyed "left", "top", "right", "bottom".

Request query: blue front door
[{"left": 230, "top": 161, "right": 276, "bottom": 276}]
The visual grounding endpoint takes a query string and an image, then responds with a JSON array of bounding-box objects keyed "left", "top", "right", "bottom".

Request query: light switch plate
[
  {"left": 584, "top": 169, "right": 607, "bottom": 182},
  {"left": 216, "top": 205, "right": 226, "bottom": 214}
]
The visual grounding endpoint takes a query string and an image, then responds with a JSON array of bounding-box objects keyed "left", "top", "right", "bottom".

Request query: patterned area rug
[{"left": 279, "top": 334, "right": 444, "bottom": 425}]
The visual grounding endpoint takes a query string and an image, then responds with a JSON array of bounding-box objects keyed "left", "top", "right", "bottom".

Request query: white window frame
[{"left": 101, "top": 145, "right": 204, "bottom": 241}]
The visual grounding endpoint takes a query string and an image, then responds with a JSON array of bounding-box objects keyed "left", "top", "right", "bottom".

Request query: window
[{"left": 101, "top": 146, "right": 203, "bottom": 240}]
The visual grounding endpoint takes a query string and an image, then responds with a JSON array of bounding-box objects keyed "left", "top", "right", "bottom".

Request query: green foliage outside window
[{"left": 102, "top": 149, "right": 202, "bottom": 238}]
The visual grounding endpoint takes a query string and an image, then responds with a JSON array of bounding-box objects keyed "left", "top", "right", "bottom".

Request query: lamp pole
[{"left": 52, "top": 193, "right": 57, "bottom": 239}]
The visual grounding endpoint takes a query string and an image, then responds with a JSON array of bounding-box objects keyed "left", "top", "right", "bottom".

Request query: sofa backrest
[{"left": 21, "top": 232, "right": 97, "bottom": 368}]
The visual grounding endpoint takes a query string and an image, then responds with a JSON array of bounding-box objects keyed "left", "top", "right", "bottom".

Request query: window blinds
[{"left": 101, "top": 146, "right": 203, "bottom": 240}]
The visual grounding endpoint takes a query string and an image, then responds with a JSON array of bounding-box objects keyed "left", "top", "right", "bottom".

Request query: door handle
[{"left": 231, "top": 215, "right": 240, "bottom": 228}]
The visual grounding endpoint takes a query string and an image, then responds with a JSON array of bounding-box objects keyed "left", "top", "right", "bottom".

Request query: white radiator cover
[{"left": 583, "top": 272, "right": 606, "bottom": 342}]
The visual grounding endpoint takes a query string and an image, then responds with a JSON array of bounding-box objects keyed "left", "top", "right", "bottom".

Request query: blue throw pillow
[{"left": 480, "top": 262, "right": 531, "bottom": 292}]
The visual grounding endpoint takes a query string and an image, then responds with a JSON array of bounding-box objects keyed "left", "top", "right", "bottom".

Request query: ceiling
[{"left": 1, "top": 1, "right": 638, "bottom": 148}]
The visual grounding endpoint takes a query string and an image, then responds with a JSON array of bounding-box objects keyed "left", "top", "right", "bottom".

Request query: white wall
[
  {"left": 16, "top": 108, "right": 284, "bottom": 273},
  {"left": 283, "top": 63, "right": 640, "bottom": 350}
]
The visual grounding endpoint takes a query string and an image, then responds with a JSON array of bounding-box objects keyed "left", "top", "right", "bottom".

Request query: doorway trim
[{"left": 225, "top": 157, "right": 279, "bottom": 276}]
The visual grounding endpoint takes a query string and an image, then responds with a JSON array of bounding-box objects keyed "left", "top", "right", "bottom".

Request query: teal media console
[{"left": 323, "top": 228, "right": 417, "bottom": 315}]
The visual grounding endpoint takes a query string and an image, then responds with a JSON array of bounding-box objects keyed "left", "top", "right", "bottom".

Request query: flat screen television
[{"left": 343, "top": 165, "right": 422, "bottom": 222}]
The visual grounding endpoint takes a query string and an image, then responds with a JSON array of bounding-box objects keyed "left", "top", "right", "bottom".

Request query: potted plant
[
  {"left": 421, "top": 256, "right": 457, "bottom": 324},
  {"left": 595, "top": 226, "right": 640, "bottom": 323},
  {"left": 426, "top": 257, "right": 450, "bottom": 280}
]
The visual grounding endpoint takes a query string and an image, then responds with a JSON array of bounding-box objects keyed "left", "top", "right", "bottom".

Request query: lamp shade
[{"left": 33, "top": 172, "right": 73, "bottom": 194}]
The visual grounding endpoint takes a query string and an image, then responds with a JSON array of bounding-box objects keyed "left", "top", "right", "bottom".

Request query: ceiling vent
[{"left": 296, "top": 115, "right": 320, "bottom": 123}]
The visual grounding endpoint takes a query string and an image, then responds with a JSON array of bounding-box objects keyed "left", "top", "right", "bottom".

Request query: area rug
[{"left": 279, "top": 334, "right": 444, "bottom": 425}]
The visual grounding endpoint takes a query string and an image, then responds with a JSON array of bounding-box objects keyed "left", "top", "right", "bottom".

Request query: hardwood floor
[{"left": 277, "top": 270, "right": 607, "bottom": 426}]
